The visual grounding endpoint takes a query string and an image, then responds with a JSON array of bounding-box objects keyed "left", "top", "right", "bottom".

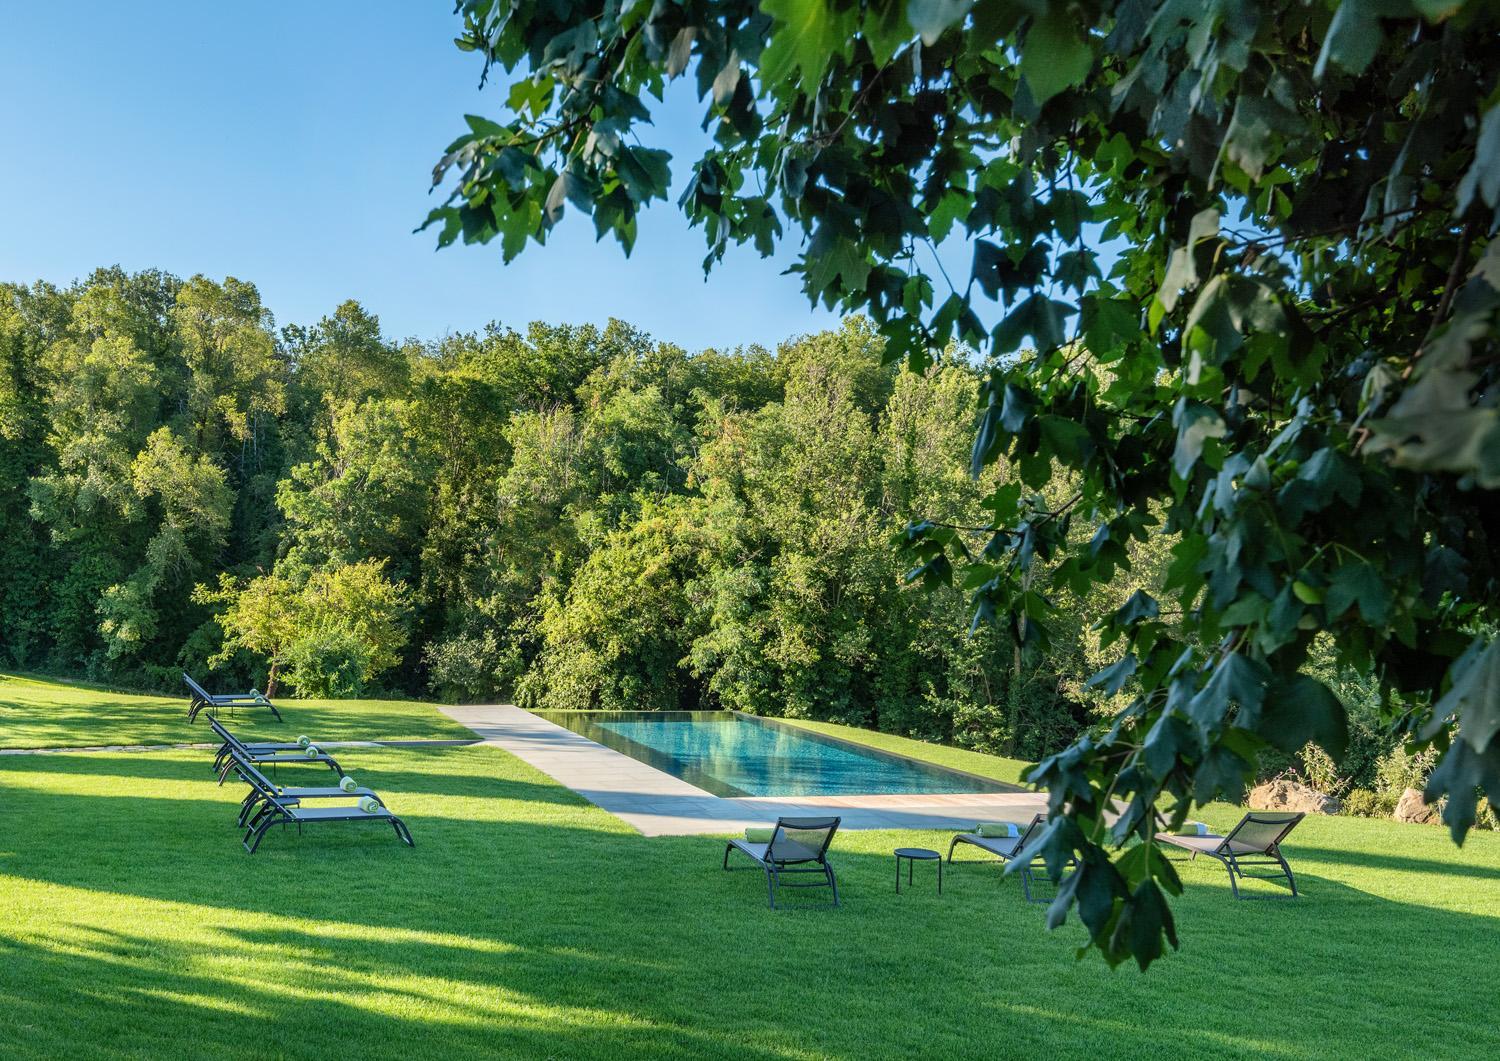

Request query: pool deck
[{"left": 439, "top": 704, "right": 1046, "bottom": 837}]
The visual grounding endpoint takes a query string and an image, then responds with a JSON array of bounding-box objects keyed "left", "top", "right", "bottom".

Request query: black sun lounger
[
  {"left": 206, "top": 716, "right": 309, "bottom": 774},
  {"left": 212, "top": 722, "right": 344, "bottom": 785},
  {"left": 723, "top": 816, "right": 841, "bottom": 909},
  {"left": 184, "top": 672, "right": 284, "bottom": 723},
  {"left": 226, "top": 754, "right": 386, "bottom": 829},
  {"left": 1156, "top": 811, "right": 1306, "bottom": 899},
  {"left": 947, "top": 813, "right": 1073, "bottom": 903},
  {"left": 242, "top": 786, "right": 414, "bottom": 854}
]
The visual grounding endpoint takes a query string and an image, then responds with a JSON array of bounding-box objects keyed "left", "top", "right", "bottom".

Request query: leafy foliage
[{"left": 428, "top": 0, "right": 1500, "bottom": 967}]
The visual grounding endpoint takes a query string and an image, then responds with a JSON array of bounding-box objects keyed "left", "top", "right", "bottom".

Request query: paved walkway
[{"left": 439, "top": 704, "right": 1045, "bottom": 837}]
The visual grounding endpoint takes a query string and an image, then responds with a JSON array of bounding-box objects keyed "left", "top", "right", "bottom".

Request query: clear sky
[{"left": 0, "top": 2, "right": 839, "bottom": 350}]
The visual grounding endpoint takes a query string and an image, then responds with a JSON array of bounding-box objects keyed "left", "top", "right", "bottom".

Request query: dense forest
[
  {"left": 1, "top": 266, "right": 1418, "bottom": 793},
  {"left": 0, "top": 267, "right": 1119, "bottom": 759}
]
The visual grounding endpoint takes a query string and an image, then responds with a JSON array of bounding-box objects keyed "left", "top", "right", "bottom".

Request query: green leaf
[
  {"left": 1292, "top": 580, "right": 1324, "bottom": 605},
  {"left": 1432, "top": 638, "right": 1500, "bottom": 753},
  {"left": 999, "top": 383, "right": 1034, "bottom": 433},
  {"left": 760, "top": 0, "right": 854, "bottom": 90},
  {"left": 1315, "top": 0, "right": 1383, "bottom": 80},
  {"left": 1457, "top": 101, "right": 1500, "bottom": 215},
  {"left": 1189, "top": 653, "right": 1268, "bottom": 731},
  {"left": 1325, "top": 562, "right": 1391, "bottom": 625},
  {"left": 1171, "top": 401, "right": 1227, "bottom": 479},
  {"left": 1020, "top": 11, "right": 1093, "bottom": 106},
  {"left": 1257, "top": 673, "right": 1349, "bottom": 759},
  {"left": 906, "top": 0, "right": 975, "bottom": 45}
]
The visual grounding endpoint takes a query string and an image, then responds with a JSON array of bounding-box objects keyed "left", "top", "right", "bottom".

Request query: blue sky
[{"left": 0, "top": 2, "right": 839, "bottom": 350}]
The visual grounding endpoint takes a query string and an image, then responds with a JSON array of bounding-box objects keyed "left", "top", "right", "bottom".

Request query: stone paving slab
[{"left": 439, "top": 704, "right": 1046, "bottom": 837}]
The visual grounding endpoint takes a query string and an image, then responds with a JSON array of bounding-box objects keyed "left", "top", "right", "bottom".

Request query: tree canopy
[{"left": 427, "top": 1, "right": 1500, "bottom": 968}]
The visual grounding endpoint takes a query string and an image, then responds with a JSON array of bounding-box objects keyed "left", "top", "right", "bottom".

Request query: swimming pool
[{"left": 531, "top": 711, "right": 1015, "bottom": 798}]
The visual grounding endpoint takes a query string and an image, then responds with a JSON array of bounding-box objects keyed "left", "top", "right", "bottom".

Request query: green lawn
[
  {"left": 1, "top": 676, "right": 1497, "bottom": 1059},
  {"left": 0, "top": 672, "right": 474, "bottom": 749},
  {"left": 774, "top": 716, "right": 1034, "bottom": 785}
]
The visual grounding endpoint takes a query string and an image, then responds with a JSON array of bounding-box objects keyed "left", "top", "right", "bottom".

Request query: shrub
[
  {"left": 1341, "top": 788, "right": 1395, "bottom": 819},
  {"left": 283, "top": 628, "right": 371, "bottom": 699}
]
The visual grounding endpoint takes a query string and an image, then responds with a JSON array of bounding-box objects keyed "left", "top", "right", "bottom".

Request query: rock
[
  {"left": 1393, "top": 787, "right": 1440, "bottom": 825},
  {"left": 1249, "top": 779, "right": 1341, "bottom": 815}
]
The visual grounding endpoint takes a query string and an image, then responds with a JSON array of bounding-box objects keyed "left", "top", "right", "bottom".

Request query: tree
[
  {"left": 428, "top": 1, "right": 1500, "bottom": 967},
  {"left": 196, "top": 559, "right": 411, "bottom": 698}
]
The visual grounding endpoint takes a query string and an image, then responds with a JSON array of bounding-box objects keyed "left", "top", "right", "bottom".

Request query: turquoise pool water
[{"left": 532, "top": 711, "right": 1013, "bottom": 798}]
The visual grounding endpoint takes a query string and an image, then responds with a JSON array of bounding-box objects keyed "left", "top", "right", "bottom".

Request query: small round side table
[{"left": 894, "top": 847, "right": 942, "bottom": 894}]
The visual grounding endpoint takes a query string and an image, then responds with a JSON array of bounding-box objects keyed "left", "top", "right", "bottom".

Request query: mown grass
[
  {"left": 774, "top": 716, "right": 1034, "bottom": 785},
  {"left": 0, "top": 672, "right": 473, "bottom": 749},
  {"left": 1, "top": 676, "right": 1497, "bottom": 1059}
]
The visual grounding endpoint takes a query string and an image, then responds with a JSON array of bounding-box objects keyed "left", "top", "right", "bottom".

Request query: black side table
[{"left": 894, "top": 847, "right": 942, "bottom": 894}]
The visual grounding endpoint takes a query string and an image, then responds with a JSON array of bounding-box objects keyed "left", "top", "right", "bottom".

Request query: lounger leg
[
  {"left": 1276, "top": 849, "right": 1298, "bottom": 897},
  {"left": 391, "top": 817, "right": 415, "bottom": 847},
  {"left": 238, "top": 793, "right": 260, "bottom": 828},
  {"left": 269, "top": 704, "right": 284, "bottom": 722},
  {"left": 826, "top": 864, "right": 840, "bottom": 907},
  {"left": 1223, "top": 856, "right": 1242, "bottom": 900},
  {"left": 244, "top": 815, "right": 276, "bottom": 854},
  {"left": 765, "top": 866, "right": 777, "bottom": 909}
]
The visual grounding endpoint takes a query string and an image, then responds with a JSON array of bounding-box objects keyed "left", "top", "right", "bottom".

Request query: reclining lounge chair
[
  {"left": 210, "top": 720, "right": 344, "bottom": 784},
  {"left": 723, "top": 816, "right": 841, "bottom": 909},
  {"left": 206, "top": 716, "right": 311, "bottom": 775},
  {"left": 1156, "top": 811, "right": 1306, "bottom": 899},
  {"left": 241, "top": 782, "right": 414, "bottom": 854},
  {"left": 947, "top": 813, "right": 1069, "bottom": 903},
  {"left": 225, "top": 752, "right": 385, "bottom": 829},
  {"left": 185, "top": 672, "right": 284, "bottom": 723}
]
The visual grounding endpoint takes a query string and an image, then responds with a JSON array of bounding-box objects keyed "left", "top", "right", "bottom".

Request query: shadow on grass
[{"left": 1284, "top": 845, "right": 1500, "bottom": 883}]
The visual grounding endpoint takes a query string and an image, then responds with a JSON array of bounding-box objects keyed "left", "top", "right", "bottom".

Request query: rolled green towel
[
  {"left": 744, "top": 826, "right": 775, "bottom": 843},
  {"left": 304, "top": 744, "right": 320, "bottom": 759},
  {"left": 358, "top": 796, "right": 380, "bottom": 814},
  {"left": 975, "top": 822, "right": 1021, "bottom": 838},
  {"left": 1175, "top": 821, "right": 1211, "bottom": 836},
  {"left": 339, "top": 775, "right": 358, "bottom": 793},
  {"left": 297, "top": 734, "right": 311, "bottom": 748}
]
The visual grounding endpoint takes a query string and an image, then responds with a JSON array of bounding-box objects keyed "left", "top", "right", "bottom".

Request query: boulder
[
  {"left": 1248, "top": 779, "right": 1341, "bottom": 815},
  {"left": 1393, "top": 787, "right": 1440, "bottom": 825}
]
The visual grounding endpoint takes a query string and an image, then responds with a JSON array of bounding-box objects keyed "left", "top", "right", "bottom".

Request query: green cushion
[
  {"left": 358, "top": 796, "right": 380, "bottom": 814},
  {"left": 975, "top": 822, "right": 1020, "bottom": 838},
  {"left": 1174, "top": 821, "right": 1211, "bottom": 836},
  {"left": 744, "top": 826, "right": 775, "bottom": 843}
]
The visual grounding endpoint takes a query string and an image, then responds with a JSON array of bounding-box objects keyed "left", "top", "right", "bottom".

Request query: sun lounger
[
  {"left": 1156, "top": 811, "right": 1305, "bottom": 899},
  {"left": 947, "top": 813, "right": 1069, "bottom": 902},
  {"left": 241, "top": 784, "right": 414, "bottom": 854},
  {"left": 225, "top": 753, "right": 385, "bottom": 828},
  {"left": 184, "top": 672, "right": 283, "bottom": 723},
  {"left": 211, "top": 722, "right": 344, "bottom": 784},
  {"left": 723, "top": 816, "right": 841, "bottom": 909}
]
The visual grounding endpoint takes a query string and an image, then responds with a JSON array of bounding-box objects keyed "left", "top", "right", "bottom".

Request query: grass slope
[
  {"left": 773, "top": 717, "right": 1034, "bottom": 785},
  {"left": 0, "top": 672, "right": 473, "bottom": 749},
  {"left": 1, "top": 677, "right": 1497, "bottom": 1059}
]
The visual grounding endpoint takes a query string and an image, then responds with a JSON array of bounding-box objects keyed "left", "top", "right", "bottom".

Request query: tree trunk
[{"left": 265, "top": 658, "right": 280, "bottom": 700}]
